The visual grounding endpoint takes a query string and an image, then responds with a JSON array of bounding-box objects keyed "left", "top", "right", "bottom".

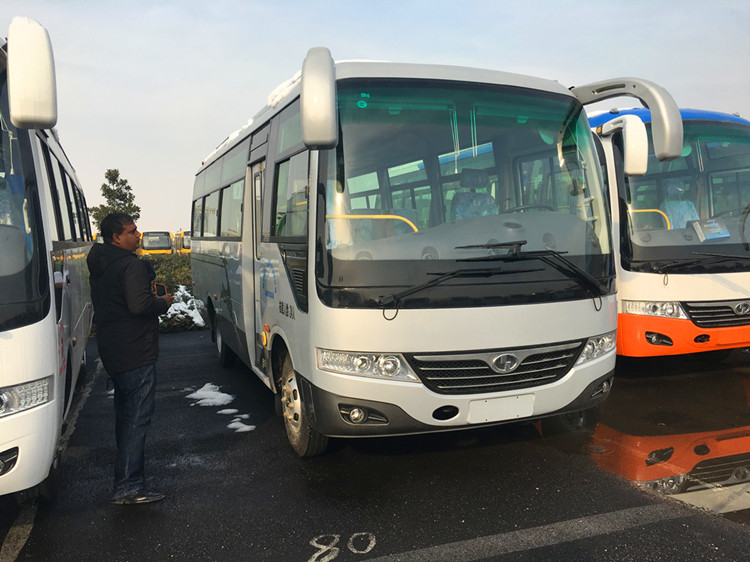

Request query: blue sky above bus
[{"left": 589, "top": 108, "right": 750, "bottom": 128}]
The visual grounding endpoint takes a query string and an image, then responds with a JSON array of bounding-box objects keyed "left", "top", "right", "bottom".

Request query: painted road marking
[{"left": 365, "top": 503, "right": 692, "bottom": 562}]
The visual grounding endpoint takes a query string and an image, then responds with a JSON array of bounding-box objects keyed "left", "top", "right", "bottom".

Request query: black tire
[
  {"left": 214, "top": 324, "right": 236, "bottom": 368},
  {"left": 14, "top": 449, "right": 60, "bottom": 506},
  {"left": 278, "top": 354, "right": 328, "bottom": 457}
]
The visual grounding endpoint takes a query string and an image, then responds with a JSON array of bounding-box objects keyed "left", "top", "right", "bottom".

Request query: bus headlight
[
  {"left": 576, "top": 331, "right": 616, "bottom": 364},
  {"left": 0, "top": 376, "right": 54, "bottom": 418},
  {"left": 317, "top": 349, "right": 420, "bottom": 382},
  {"left": 623, "top": 300, "right": 687, "bottom": 319}
]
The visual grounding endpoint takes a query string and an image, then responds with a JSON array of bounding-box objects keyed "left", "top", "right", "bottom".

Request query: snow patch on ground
[
  {"left": 186, "top": 383, "right": 235, "bottom": 406},
  {"left": 228, "top": 420, "right": 256, "bottom": 433}
]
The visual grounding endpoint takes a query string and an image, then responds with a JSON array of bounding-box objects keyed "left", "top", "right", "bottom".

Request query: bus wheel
[
  {"left": 279, "top": 354, "right": 328, "bottom": 457},
  {"left": 215, "top": 325, "right": 236, "bottom": 368},
  {"left": 14, "top": 448, "right": 60, "bottom": 506}
]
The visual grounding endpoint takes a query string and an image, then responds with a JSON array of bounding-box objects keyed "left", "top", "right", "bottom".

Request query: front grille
[
  {"left": 405, "top": 341, "right": 585, "bottom": 395},
  {"left": 686, "top": 452, "right": 750, "bottom": 489},
  {"left": 683, "top": 300, "right": 750, "bottom": 328}
]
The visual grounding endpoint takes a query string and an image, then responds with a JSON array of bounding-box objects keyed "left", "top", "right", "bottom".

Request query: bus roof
[{"left": 588, "top": 107, "right": 750, "bottom": 128}]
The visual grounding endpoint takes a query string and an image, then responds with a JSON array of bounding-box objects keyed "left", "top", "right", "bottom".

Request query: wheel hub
[{"left": 281, "top": 375, "right": 302, "bottom": 433}]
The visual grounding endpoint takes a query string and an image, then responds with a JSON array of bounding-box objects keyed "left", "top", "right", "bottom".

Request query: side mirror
[
  {"left": 300, "top": 47, "right": 338, "bottom": 149},
  {"left": 7, "top": 17, "right": 58, "bottom": 129},
  {"left": 597, "top": 115, "right": 649, "bottom": 176}
]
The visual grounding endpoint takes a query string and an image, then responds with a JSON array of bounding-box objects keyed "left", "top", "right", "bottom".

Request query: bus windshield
[
  {"left": 141, "top": 232, "right": 172, "bottom": 250},
  {"left": 317, "top": 79, "right": 611, "bottom": 309},
  {"left": 621, "top": 120, "right": 750, "bottom": 273},
  {"left": 0, "top": 65, "right": 47, "bottom": 331}
]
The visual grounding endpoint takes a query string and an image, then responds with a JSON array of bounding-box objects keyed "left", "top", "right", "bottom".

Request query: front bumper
[
  {"left": 297, "top": 370, "right": 615, "bottom": 438},
  {"left": 0, "top": 402, "right": 58, "bottom": 496},
  {"left": 617, "top": 314, "right": 750, "bottom": 357}
]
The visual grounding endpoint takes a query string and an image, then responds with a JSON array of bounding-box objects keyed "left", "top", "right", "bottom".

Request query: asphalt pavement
[{"left": 2, "top": 331, "right": 750, "bottom": 561}]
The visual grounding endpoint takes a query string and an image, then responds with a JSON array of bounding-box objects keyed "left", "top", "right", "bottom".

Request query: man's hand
[{"left": 158, "top": 294, "right": 176, "bottom": 307}]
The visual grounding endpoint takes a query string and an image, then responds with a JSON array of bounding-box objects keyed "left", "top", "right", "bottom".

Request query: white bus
[
  {"left": 0, "top": 17, "right": 94, "bottom": 499},
  {"left": 591, "top": 108, "right": 750, "bottom": 357},
  {"left": 191, "top": 48, "right": 682, "bottom": 456}
]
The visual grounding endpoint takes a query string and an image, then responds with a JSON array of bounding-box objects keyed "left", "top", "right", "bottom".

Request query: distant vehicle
[
  {"left": 92, "top": 232, "right": 103, "bottom": 244},
  {"left": 138, "top": 230, "right": 174, "bottom": 255},
  {"left": 591, "top": 108, "right": 750, "bottom": 357},
  {"left": 174, "top": 230, "right": 191, "bottom": 254},
  {"left": 0, "top": 17, "right": 94, "bottom": 499},
  {"left": 191, "top": 47, "right": 682, "bottom": 456}
]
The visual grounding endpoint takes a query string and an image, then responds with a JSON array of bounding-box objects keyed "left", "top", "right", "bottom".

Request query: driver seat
[{"left": 450, "top": 192, "right": 498, "bottom": 221}]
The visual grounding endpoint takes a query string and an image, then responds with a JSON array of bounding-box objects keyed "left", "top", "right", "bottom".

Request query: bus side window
[
  {"left": 203, "top": 191, "right": 220, "bottom": 237},
  {"left": 72, "top": 184, "right": 90, "bottom": 240},
  {"left": 219, "top": 180, "right": 243, "bottom": 237},
  {"left": 36, "top": 138, "right": 61, "bottom": 242},
  {"left": 272, "top": 151, "right": 309, "bottom": 238},
  {"left": 192, "top": 198, "right": 203, "bottom": 237},
  {"left": 59, "top": 170, "right": 79, "bottom": 240},
  {"left": 49, "top": 159, "right": 72, "bottom": 240}
]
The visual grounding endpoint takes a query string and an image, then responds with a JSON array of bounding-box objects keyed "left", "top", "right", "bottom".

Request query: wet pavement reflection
[{"left": 551, "top": 349, "right": 750, "bottom": 523}]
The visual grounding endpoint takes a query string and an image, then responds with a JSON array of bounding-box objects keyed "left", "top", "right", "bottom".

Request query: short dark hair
[{"left": 100, "top": 213, "right": 134, "bottom": 243}]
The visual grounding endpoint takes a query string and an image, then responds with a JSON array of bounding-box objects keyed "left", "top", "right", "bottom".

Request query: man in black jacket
[{"left": 87, "top": 212, "right": 174, "bottom": 505}]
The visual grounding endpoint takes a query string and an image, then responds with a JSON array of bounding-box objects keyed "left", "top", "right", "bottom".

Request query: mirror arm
[{"left": 572, "top": 78, "right": 682, "bottom": 161}]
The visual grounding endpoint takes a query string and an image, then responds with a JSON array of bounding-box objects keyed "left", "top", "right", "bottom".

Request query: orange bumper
[{"left": 617, "top": 313, "right": 750, "bottom": 357}]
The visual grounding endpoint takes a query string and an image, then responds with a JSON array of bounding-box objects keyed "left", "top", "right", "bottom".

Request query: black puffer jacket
[{"left": 87, "top": 243, "right": 168, "bottom": 375}]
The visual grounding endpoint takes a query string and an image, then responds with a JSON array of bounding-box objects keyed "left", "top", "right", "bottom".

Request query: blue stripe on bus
[{"left": 588, "top": 108, "right": 750, "bottom": 127}]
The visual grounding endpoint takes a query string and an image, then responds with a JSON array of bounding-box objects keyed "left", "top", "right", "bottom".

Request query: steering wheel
[{"left": 506, "top": 204, "right": 555, "bottom": 212}]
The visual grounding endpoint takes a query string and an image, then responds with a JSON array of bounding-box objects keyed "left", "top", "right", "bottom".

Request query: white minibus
[
  {"left": 192, "top": 48, "right": 682, "bottom": 455},
  {"left": 0, "top": 17, "right": 94, "bottom": 499}
]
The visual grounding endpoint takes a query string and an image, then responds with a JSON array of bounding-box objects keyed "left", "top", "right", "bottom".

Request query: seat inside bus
[
  {"left": 450, "top": 191, "right": 498, "bottom": 221},
  {"left": 0, "top": 224, "right": 27, "bottom": 276}
]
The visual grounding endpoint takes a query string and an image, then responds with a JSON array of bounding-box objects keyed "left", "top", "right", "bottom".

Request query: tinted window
[
  {"left": 203, "top": 191, "right": 219, "bottom": 237},
  {"left": 273, "top": 152, "right": 308, "bottom": 237},
  {"left": 220, "top": 180, "right": 243, "bottom": 237}
]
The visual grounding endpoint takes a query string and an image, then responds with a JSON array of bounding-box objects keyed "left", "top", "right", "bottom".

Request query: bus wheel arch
[{"left": 272, "top": 342, "right": 328, "bottom": 457}]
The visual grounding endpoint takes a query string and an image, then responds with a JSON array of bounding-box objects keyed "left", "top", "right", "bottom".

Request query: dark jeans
[{"left": 111, "top": 364, "right": 157, "bottom": 499}]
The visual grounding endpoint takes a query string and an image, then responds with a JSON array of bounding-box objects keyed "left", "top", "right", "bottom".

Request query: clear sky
[{"left": 3, "top": 0, "right": 749, "bottom": 232}]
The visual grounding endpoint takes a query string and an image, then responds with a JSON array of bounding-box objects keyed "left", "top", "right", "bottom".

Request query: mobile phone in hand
[{"left": 155, "top": 282, "right": 167, "bottom": 296}]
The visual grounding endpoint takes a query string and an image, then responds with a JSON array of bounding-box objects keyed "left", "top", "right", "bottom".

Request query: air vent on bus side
[{"left": 280, "top": 245, "right": 308, "bottom": 313}]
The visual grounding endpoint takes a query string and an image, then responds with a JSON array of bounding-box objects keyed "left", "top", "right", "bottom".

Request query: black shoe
[{"left": 111, "top": 491, "right": 165, "bottom": 505}]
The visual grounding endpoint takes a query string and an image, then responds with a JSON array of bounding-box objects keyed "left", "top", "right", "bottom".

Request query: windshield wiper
[
  {"left": 456, "top": 241, "right": 610, "bottom": 299},
  {"left": 649, "top": 251, "right": 750, "bottom": 274},
  {"left": 377, "top": 264, "right": 543, "bottom": 310}
]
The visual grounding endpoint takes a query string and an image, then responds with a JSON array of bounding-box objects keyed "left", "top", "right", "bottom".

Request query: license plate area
[{"left": 468, "top": 394, "right": 535, "bottom": 423}]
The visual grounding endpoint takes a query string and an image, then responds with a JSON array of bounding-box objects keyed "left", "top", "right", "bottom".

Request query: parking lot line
[{"left": 365, "top": 503, "right": 692, "bottom": 561}]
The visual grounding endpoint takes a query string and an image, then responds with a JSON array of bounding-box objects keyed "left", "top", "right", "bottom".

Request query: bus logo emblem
[
  {"left": 493, "top": 354, "right": 520, "bottom": 373},
  {"left": 734, "top": 302, "right": 750, "bottom": 316}
]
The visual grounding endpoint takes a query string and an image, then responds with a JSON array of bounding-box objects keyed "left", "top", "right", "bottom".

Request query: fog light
[
  {"left": 348, "top": 408, "right": 368, "bottom": 424},
  {"left": 0, "top": 448, "right": 19, "bottom": 476},
  {"left": 645, "top": 332, "right": 673, "bottom": 346},
  {"left": 732, "top": 467, "right": 750, "bottom": 481},
  {"left": 433, "top": 405, "right": 459, "bottom": 420},
  {"left": 591, "top": 377, "right": 613, "bottom": 398}
]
